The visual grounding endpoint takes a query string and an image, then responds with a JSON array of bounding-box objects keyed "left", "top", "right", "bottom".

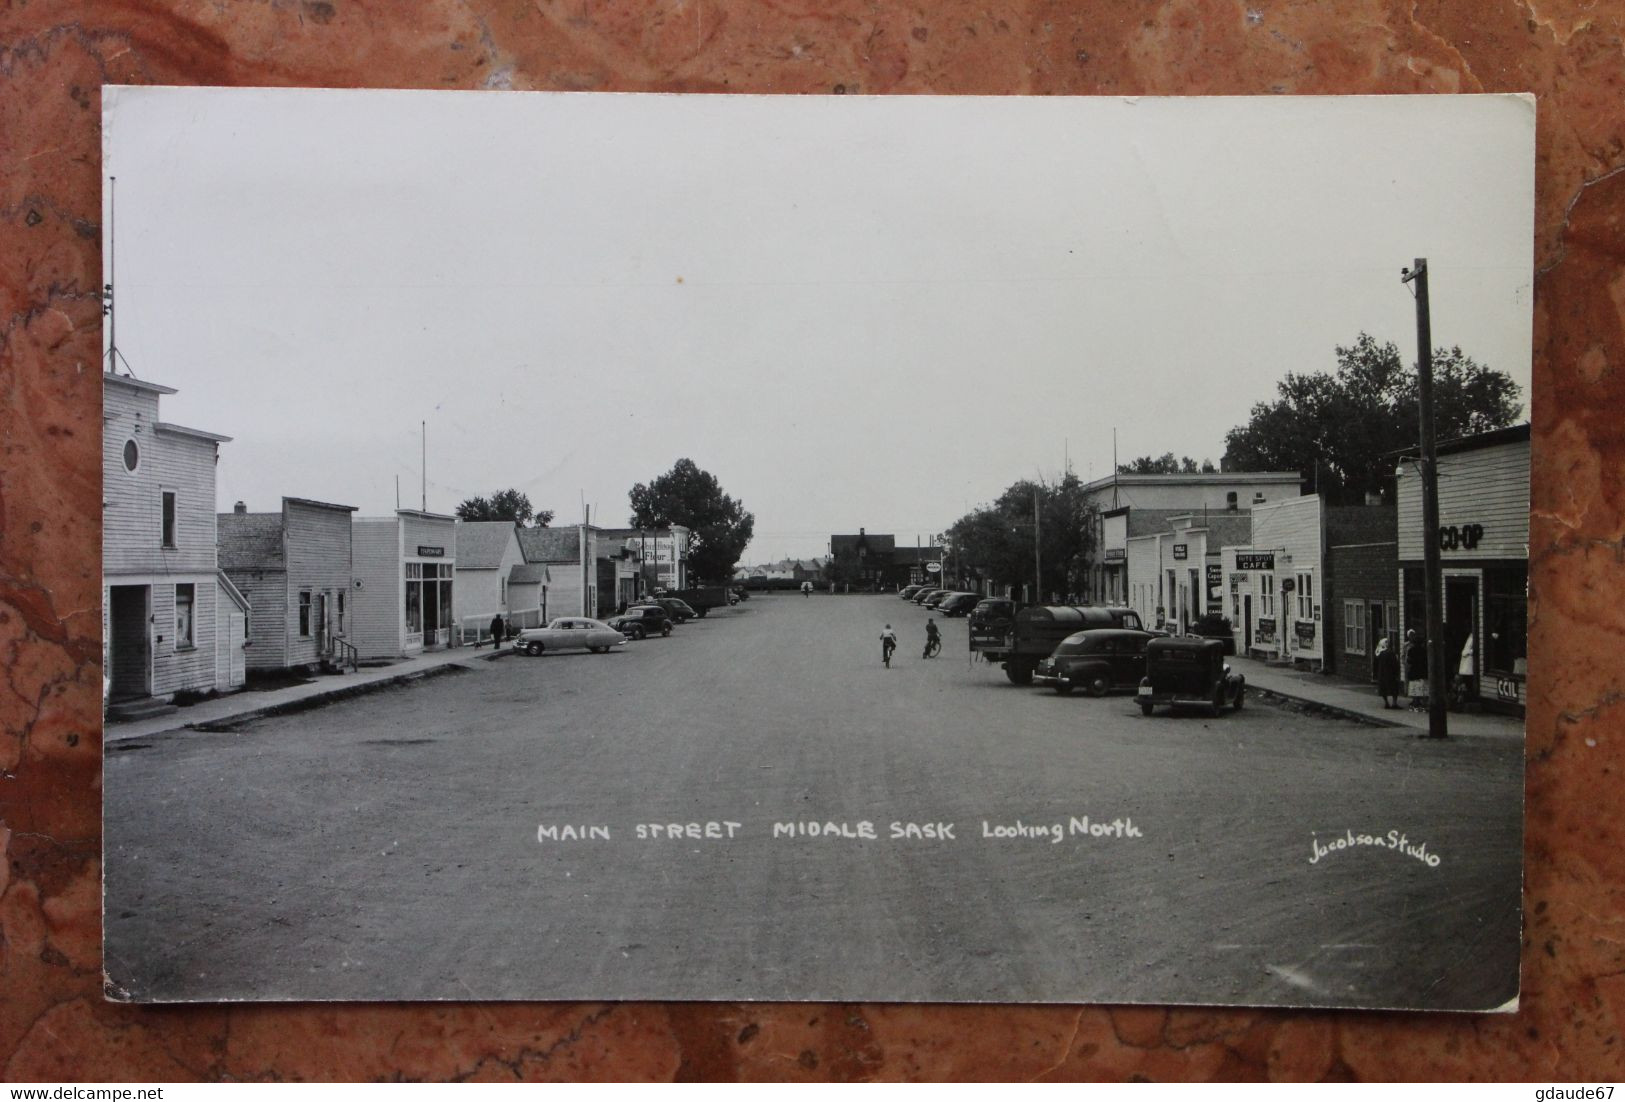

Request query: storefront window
[
  {"left": 1343, "top": 600, "right": 1364, "bottom": 654},
  {"left": 405, "top": 562, "right": 423, "bottom": 633},
  {"left": 1484, "top": 566, "right": 1528, "bottom": 677}
]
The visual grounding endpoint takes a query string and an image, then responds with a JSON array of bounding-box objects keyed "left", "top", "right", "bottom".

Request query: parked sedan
[
  {"left": 650, "top": 597, "right": 699, "bottom": 623},
  {"left": 512, "top": 617, "right": 628, "bottom": 656},
  {"left": 1034, "top": 628, "right": 1155, "bottom": 696},
  {"left": 936, "top": 593, "right": 979, "bottom": 617},
  {"left": 899, "top": 585, "right": 926, "bottom": 601},
  {"left": 913, "top": 588, "right": 947, "bottom": 605},
  {"left": 606, "top": 606, "right": 673, "bottom": 639}
]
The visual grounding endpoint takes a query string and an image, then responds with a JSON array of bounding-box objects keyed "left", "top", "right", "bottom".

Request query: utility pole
[
  {"left": 420, "top": 421, "right": 427, "bottom": 511},
  {"left": 1403, "top": 258, "right": 1448, "bottom": 739}
]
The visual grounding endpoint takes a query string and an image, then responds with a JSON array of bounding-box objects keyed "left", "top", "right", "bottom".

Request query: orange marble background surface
[{"left": 1, "top": 0, "right": 1621, "bottom": 1082}]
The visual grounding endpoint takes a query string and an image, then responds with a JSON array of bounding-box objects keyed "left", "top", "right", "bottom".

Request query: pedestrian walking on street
[
  {"left": 880, "top": 624, "right": 898, "bottom": 668},
  {"left": 1374, "top": 636, "right": 1401, "bottom": 709},
  {"left": 1403, "top": 629, "right": 1426, "bottom": 708},
  {"left": 488, "top": 612, "right": 505, "bottom": 649}
]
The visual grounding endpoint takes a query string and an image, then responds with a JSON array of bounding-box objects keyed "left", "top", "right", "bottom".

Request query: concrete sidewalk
[
  {"left": 104, "top": 644, "right": 514, "bottom": 743},
  {"left": 1229, "top": 654, "right": 1523, "bottom": 739}
]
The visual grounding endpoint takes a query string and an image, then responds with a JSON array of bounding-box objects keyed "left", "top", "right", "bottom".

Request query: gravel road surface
[{"left": 104, "top": 594, "right": 1523, "bottom": 1008}]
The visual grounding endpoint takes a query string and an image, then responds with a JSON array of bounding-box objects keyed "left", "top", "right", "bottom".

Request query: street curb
[
  {"left": 1248, "top": 684, "right": 1406, "bottom": 729},
  {"left": 112, "top": 659, "right": 488, "bottom": 741},
  {"left": 183, "top": 663, "right": 475, "bottom": 732}
]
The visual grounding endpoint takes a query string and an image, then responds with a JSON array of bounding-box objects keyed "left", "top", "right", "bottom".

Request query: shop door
[
  {"left": 1446, "top": 577, "right": 1479, "bottom": 686},
  {"left": 1367, "top": 601, "right": 1387, "bottom": 682},
  {"left": 1242, "top": 595, "right": 1253, "bottom": 651},
  {"left": 422, "top": 575, "right": 441, "bottom": 647},
  {"left": 229, "top": 612, "right": 246, "bottom": 685},
  {"left": 108, "top": 585, "right": 152, "bottom": 701},
  {"left": 314, "top": 593, "right": 328, "bottom": 653}
]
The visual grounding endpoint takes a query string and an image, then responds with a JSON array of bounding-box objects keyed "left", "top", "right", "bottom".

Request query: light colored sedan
[{"left": 512, "top": 617, "right": 628, "bottom": 656}]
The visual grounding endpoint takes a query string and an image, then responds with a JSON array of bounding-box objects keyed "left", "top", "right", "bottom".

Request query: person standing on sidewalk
[
  {"left": 489, "top": 612, "right": 505, "bottom": 649},
  {"left": 1374, "top": 636, "right": 1401, "bottom": 709}
]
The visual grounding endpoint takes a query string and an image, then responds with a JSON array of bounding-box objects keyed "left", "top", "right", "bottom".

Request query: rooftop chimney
[{"left": 234, "top": 501, "right": 247, "bottom": 514}]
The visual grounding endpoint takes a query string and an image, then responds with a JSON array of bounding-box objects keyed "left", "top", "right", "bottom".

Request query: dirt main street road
[{"left": 104, "top": 594, "right": 1523, "bottom": 1009}]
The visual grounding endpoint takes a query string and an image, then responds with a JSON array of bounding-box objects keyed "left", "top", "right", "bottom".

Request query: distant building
[
  {"left": 219, "top": 497, "right": 357, "bottom": 672},
  {"left": 103, "top": 372, "right": 246, "bottom": 706},
  {"left": 454, "top": 521, "right": 529, "bottom": 642},
  {"left": 1083, "top": 471, "right": 1302, "bottom": 603},
  {"left": 1325, "top": 504, "right": 1399, "bottom": 683},
  {"left": 1125, "top": 511, "right": 1254, "bottom": 635},
  {"left": 518, "top": 526, "right": 612, "bottom": 619},
  {"left": 350, "top": 510, "right": 459, "bottom": 659},
  {"left": 594, "top": 526, "right": 689, "bottom": 591},
  {"left": 1222, "top": 495, "right": 1325, "bottom": 665},
  {"left": 828, "top": 530, "right": 943, "bottom": 589}
]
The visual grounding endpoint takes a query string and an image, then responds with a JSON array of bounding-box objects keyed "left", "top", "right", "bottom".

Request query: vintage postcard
[{"left": 100, "top": 88, "right": 1532, "bottom": 1009}]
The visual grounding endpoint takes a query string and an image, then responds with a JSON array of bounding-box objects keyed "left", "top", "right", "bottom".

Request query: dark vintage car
[
  {"left": 899, "top": 585, "right": 926, "bottom": 601},
  {"left": 914, "top": 588, "right": 947, "bottom": 606},
  {"left": 648, "top": 597, "right": 698, "bottom": 623},
  {"left": 1034, "top": 628, "right": 1156, "bottom": 696},
  {"left": 1137, "top": 636, "right": 1245, "bottom": 716},
  {"left": 607, "top": 606, "right": 673, "bottom": 639},
  {"left": 999, "top": 605, "right": 1146, "bottom": 684},
  {"left": 968, "top": 598, "right": 1018, "bottom": 651},
  {"left": 936, "top": 592, "right": 980, "bottom": 617}
]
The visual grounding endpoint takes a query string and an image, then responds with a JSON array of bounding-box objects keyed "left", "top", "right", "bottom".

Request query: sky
[{"left": 103, "top": 89, "right": 1535, "bottom": 563}]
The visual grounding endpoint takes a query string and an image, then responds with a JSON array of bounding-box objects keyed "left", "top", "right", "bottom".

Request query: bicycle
[
  {"left": 881, "top": 636, "right": 897, "bottom": 668},
  {"left": 922, "top": 636, "right": 941, "bottom": 659}
]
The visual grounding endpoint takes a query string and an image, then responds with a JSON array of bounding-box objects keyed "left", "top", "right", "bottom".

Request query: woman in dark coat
[{"left": 1374, "top": 636, "right": 1402, "bottom": 709}]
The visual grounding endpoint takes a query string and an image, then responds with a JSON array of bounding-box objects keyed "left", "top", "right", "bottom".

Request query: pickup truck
[{"left": 985, "top": 604, "right": 1146, "bottom": 685}]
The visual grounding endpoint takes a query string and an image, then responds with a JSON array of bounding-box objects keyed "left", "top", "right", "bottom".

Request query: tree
[
  {"left": 455, "top": 489, "right": 553, "bottom": 527},
  {"left": 628, "top": 459, "right": 755, "bottom": 583},
  {"left": 1118, "top": 453, "right": 1216, "bottom": 475},
  {"left": 1222, "top": 333, "right": 1522, "bottom": 502},
  {"left": 946, "top": 473, "right": 1097, "bottom": 600}
]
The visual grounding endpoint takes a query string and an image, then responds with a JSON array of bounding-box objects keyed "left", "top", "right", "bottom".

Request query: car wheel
[
  {"left": 631, "top": 626, "right": 646, "bottom": 640},
  {"left": 697, "top": 608, "right": 708, "bottom": 618},
  {"left": 1005, "top": 663, "right": 1034, "bottom": 686},
  {"left": 1210, "top": 687, "right": 1225, "bottom": 717},
  {"left": 526, "top": 642, "right": 542, "bottom": 657},
  {"left": 1233, "top": 685, "right": 1245, "bottom": 711},
  {"left": 1087, "top": 674, "right": 1111, "bottom": 698},
  {"left": 1138, "top": 700, "right": 1154, "bottom": 717},
  {"left": 1054, "top": 681, "right": 1073, "bottom": 696}
]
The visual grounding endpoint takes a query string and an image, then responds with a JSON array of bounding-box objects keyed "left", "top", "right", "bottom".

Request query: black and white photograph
[{"left": 100, "top": 87, "right": 1533, "bottom": 1010}]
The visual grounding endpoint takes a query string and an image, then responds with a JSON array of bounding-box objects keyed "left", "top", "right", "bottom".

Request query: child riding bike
[{"left": 880, "top": 624, "right": 898, "bottom": 668}]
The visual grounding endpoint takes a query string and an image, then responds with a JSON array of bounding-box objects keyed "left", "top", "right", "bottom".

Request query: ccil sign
[{"left": 925, "top": 562, "right": 942, "bottom": 574}]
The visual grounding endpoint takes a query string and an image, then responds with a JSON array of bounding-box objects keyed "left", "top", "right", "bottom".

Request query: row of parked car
[
  {"left": 896, "top": 584, "right": 980, "bottom": 616},
  {"left": 946, "top": 594, "right": 1247, "bottom": 717},
  {"left": 509, "top": 596, "right": 704, "bottom": 656}
]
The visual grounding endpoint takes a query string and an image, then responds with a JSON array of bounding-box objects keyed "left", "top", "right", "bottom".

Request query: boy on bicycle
[
  {"left": 880, "top": 624, "right": 898, "bottom": 668},
  {"left": 923, "top": 618, "right": 941, "bottom": 659}
]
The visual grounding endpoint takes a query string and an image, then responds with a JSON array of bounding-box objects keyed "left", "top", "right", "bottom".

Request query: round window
[{"left": 123, "top": 439, "right": 139, "bottom": 471}]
